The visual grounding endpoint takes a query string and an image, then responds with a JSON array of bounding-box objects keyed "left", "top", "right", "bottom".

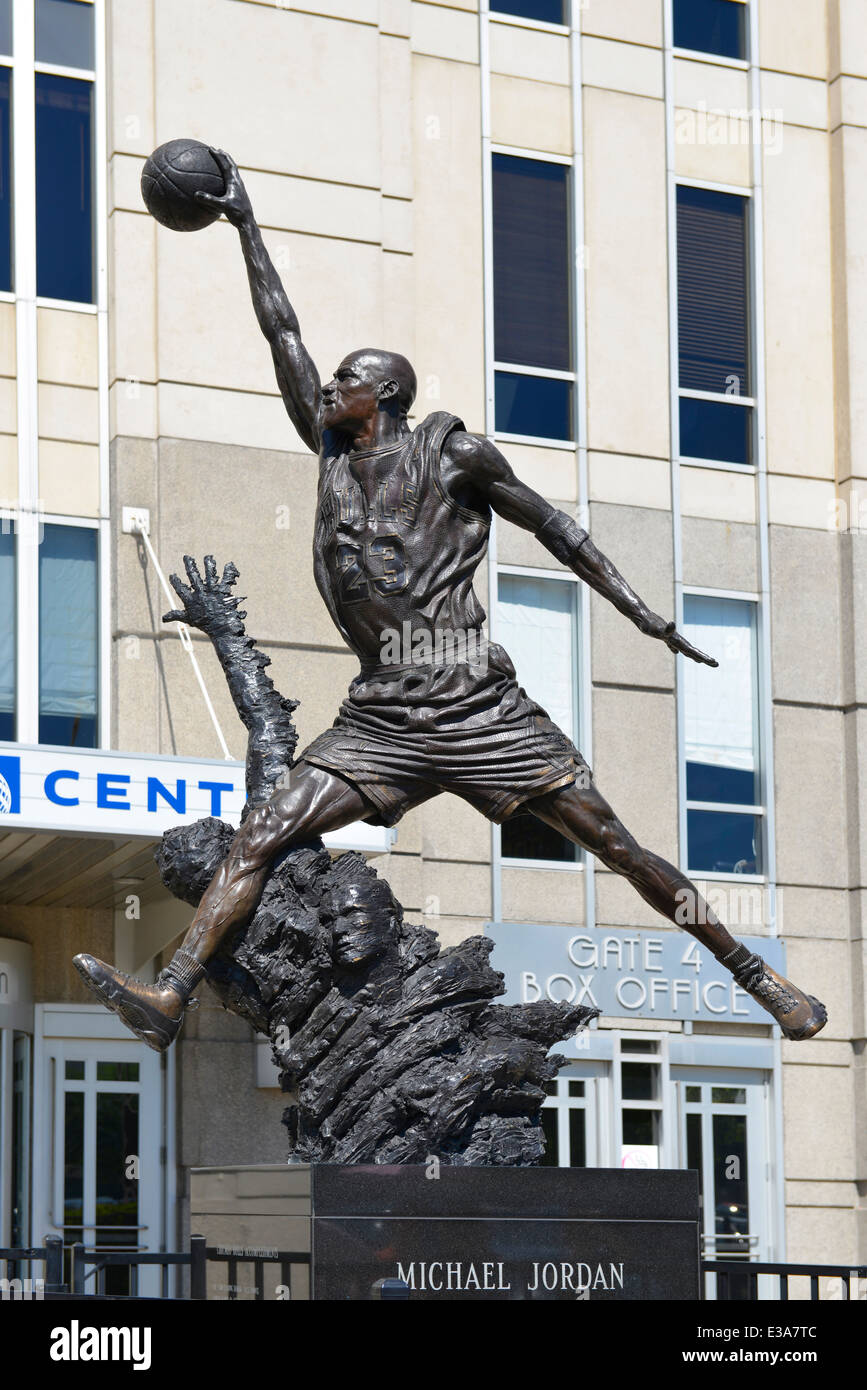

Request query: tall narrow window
[
  {"left": 35, "top": 74, "right": 93, "bottom": 303},
  {"left": 35, "top": 0, "right": 95, "bottom": 303},
  {"left": 0, "top": 59, "right": 10, "bottom": 294},
  {"left": 673, "top": 0, "right": 747, "bottom": 62},
  {"left": 497, "top": 571, "right": 580, "bottom": 863},
  {"left": 0, "top": 523, "right": 14, "bottom": 740},
  {"left": 39, "top": 523, "right": 98, "bottom": 747},
  {"left": 682, "top": 594, "right": 762, "bottom": 875},
  {"left": 677, "top": 184, "right": 751, "bottom": 466},
  {"left": 493, "top": 155, "right": 573, "bottom": 442}
]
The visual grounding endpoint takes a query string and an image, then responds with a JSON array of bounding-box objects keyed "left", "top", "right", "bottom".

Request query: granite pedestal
[
  {"left": 190, "top": 1163, "right": 700, "bottom": 1300},
  {"left": 312, "top": 1165, "right": 700, "bottom": 1301}
]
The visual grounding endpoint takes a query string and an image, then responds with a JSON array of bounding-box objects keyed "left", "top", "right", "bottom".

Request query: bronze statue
[{"left": 75, "top": 148, "right": 826, "bottom": 1049}]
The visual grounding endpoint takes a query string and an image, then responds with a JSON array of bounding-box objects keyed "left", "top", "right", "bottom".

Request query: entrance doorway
[
  {"left": 675, "top": 1068, "right": 772, "bottom": 1296},
  {"left": 32, "top": 1004, "right": 169, "bottom": 1295}
]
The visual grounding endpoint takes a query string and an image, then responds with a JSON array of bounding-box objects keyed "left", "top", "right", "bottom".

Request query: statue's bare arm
[
  {"left": 442, "top": 431, "right": 717, "bottom": 667},
  {"left": 195, "top": 149, "right": 322, "bottom": 455}
]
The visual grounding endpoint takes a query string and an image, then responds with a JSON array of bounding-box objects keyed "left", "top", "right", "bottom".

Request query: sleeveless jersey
[{"left": 312, "top": 412, "right": 490, "bottom": 663}]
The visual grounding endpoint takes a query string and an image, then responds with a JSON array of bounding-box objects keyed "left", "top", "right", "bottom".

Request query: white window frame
[
  {"left": 493, "top": 563, "right": 584, "bottom": 872},
  {"left": 3, "top": 0, "right": 109, "bottom": 750},
  {"left": 679, "top": 586, "right": 766, "bottom": 885},
  {"left": 490, "top": 144, "right": 578, "bottom": 449}
]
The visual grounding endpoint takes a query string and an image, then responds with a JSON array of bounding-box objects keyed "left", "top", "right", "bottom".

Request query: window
[
  {"left": 620, "top": 1047, "right": 662, "bottom": 1166},
  {"left": 38, "top": 524, "right": 98, "bottom": 747},
  {"left": 673, "top": 0, "right": 747, "bottom": 62},
  {"left": 0, "top": 0, "right": 11, "bottom": 56},
  {"left": 492, "top": 154, "right": 574, "bottom": 442},
  {"left": 682, "top": 594, "right": 762, "bottom": 875},
  {"left": 36, "top": 0, "right": 94, "bottom": 68},
  {"left": 541, "top": 1076, "right": 589, "bottom": 1167},
  {"left": 0, "top": 0, "right": 97, "bottom": 301},
  {"left": 677, "top": 184, "right": 752, "bottom": 466},
  {"left": 35, "top": 0, "right": 95, "bottom": 303},
  {"left": 0, "top": 522, "right": 13, "bottom": 740},
  {"left": 36, "top": 72, "right": 94, "bottom": 303},
  {"left": 490, "top": 0, "right": 566, "bottom": 25},
  {"left": 0, "top": 59, "right": 9, "bottom": 293},
  {"left": 497, "top": 571, "right": 580, "bottom": 864}
]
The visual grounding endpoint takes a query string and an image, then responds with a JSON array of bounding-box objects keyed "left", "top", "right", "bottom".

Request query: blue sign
[{"left": 0, "top": 754, "right": 21, "bottom": 815}]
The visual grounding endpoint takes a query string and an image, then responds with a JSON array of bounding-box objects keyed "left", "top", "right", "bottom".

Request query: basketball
[{"left": 140, "top": 138, "right": 225, "bottom": 232}]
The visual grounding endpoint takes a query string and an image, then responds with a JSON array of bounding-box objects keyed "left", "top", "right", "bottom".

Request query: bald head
[{"left": 340, "top": 349, "right": 417, "bottom": 416}]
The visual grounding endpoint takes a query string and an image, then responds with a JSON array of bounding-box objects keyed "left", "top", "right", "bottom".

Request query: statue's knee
[{"left": 238, "top": 803, "right": 283, "bottom": 867}]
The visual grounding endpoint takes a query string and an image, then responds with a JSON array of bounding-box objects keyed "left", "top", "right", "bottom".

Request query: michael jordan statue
[{"left": 74, "top": 150, "right": 826, "bottom": 1048}]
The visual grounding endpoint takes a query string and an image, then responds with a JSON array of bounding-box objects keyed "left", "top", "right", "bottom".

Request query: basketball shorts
[{"left": 298, "top": 642, "right": 590, "bottom": 828}]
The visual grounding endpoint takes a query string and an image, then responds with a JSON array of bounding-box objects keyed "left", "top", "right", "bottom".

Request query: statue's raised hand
[
  {"left": 194, "top": 148, "right": 254, "bottom": 229},
  {"left": 659, "top": 619, "right": 718, "bottom": 667},
  {"left": 637, "top": 612, "right": 718, "bottom": 667},
  {"left": 163, "top": 555, "right": 246, "bottom": 637}
]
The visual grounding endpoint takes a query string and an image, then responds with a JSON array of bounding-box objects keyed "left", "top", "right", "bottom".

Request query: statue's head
[
  {"left": 325, "top": 875, "right": 398, "bottom": 970},
  {"left": 320, "top": 349, "right": 417, "bottom": 435}
]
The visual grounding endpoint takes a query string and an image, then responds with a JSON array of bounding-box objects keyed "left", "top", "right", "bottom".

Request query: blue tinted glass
[
  {"left": 687, "top": 810, "right": 761, "bottom": 875},
  {"left": 679, "top": 397, "right": 751, "bottom": 465},
  {"left": 677, "top": 184, "right": 749, "bottom": 394},
  {"left": 36, "top": 73, "right": 94, "bottom": 303},
  {"left": 491, "top": 0, "right": 565, "bottom": 22},
  {"left": 35, "top": 0, "right": 94, "bottom": 69},
  {"left": 39, "top": 524, "right": 98, "bottom": 748},
  {"left": 687, "top": 761, "right": 757, "bottom": 805},
  {"left": 502, "top": 810, "right": 577, "bottom": 862},
  {"left": 674, "top": 0, "right": 746, "bottom": 61},
  {"left": 495, "top": 371, "right": 572, "bottom": 440},
  {"left": 493, "top": 154, "right": 571, "bottom": 371},
  {"left": 0, "top": 67, "right": 9, "bottom": 292},
  {"left": 0, "top": 0, "right": 11, "bottom": 55},
  {"left": 0, "top": 521, "right": 13, "bottom": 738}
]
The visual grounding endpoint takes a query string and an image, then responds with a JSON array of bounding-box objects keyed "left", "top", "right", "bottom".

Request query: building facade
[{"left": 0, "top": 0, "right": 865, "bottom": 1292}]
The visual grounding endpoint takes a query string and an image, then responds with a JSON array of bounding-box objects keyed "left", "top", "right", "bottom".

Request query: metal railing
[
  {"left": 1, "top": 1235, "right": 311, "bottom": 1299},
  {"left": 204, "top": 1245, "right": 311, "bottom": 1300},
  {"left": 70, "top": 1236, "right": 208, "bottom": 1299},
  {"left": 703, "top": 1260, "right": 867, "bottom": 1301},
  {"left": 0, "top": 1235, "right": 65, "bottom": 1296}
]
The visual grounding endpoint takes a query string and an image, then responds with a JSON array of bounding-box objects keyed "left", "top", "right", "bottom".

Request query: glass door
[
  {"left": 675, "top": 1069, "right": 772, "bottom": 1298},
  {"left": 541, "top": 1063, "right": 606, "bottom": 1166},
  {"left": 0, "top": 1027, "right": 32, "bottom": 1250},
  {"left": 32, "top": 1014, "right": 165, "bottom": 1296}
]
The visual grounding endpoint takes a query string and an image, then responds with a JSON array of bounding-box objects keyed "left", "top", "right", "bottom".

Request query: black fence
[
  {"left": 3, "top": 1241, "right": 863, "bottom": 1301},
  {"left": 703, "top": 1260, "right": 867, "bottom": 1301},
  {"left": 1, "top": 1236, "right": 311, "bottom": 1300}
]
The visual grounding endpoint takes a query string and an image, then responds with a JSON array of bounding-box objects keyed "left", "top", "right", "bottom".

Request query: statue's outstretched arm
[
  {"left": 163, "top": 554, "right": 299, "bottom": 809},
  {"left": 196, "top": 148, "right": 322, "bottom": 455},
  {"left": 442, "top": 431, "right": 718, "bottom": 668}
]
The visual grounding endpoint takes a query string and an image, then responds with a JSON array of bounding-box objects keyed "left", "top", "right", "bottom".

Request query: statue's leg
[
  {"left": 524, "top": 779, "right": 826, "bottom": 1040},
  {"left": 73, "top": 763, "right": 375, "bottom": 1051}
]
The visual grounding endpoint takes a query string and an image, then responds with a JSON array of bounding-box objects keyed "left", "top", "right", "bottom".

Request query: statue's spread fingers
[
  {"left": 168, "top": 572, "right": 193, "bottom": 602},
  {"left": 183, "top": 555, "right": 204, "bottom": 590},
  {"left": 203, "top": 554, "right": 219, "bottom": 586}
]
